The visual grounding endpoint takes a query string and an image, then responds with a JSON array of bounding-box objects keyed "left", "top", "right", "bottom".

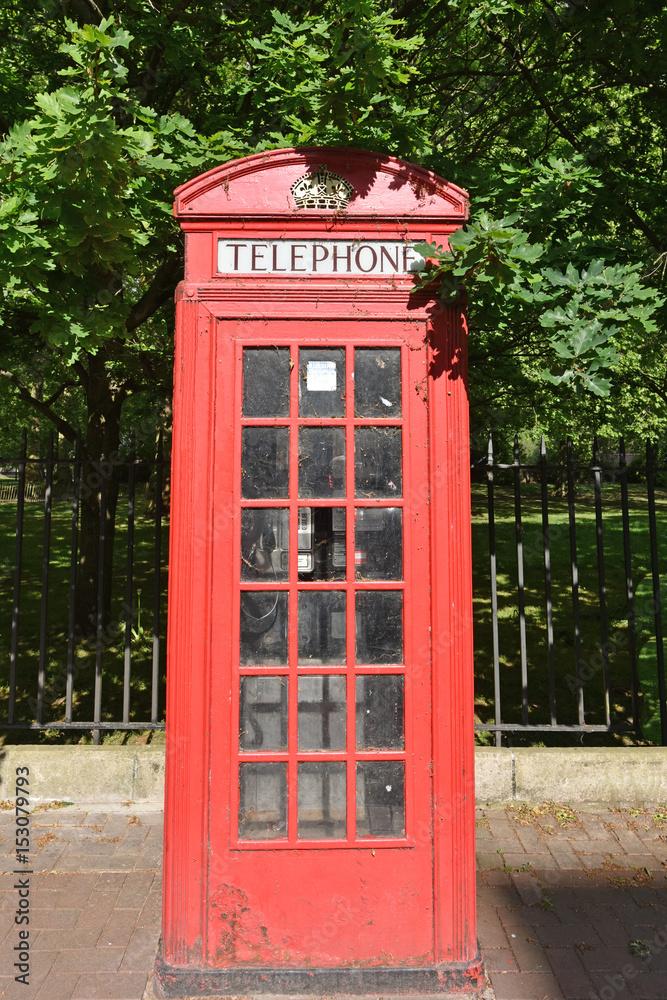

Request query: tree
[
  {"left": 0, "top": 13, "right": 200, "bottom": 627},
  {"left": 1, "top": 0, "right": 666, "bottom": 625},
  {"left": 405, "top": 0, "right": 667, "bottom": 450},
  {"left": 0, "top": 1, "right": 431, "bottom": 628}
]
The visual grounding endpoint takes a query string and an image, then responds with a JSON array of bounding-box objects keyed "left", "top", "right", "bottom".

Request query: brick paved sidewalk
[
  {"left": 477, "top": 804, "right": 667, "bottom": 1000},
  {"left": 0, "top": 804, "right": 162, "bottom": 1000},
  {"left": 1, "top": 802, "right": 666, "bottom": 1000}
]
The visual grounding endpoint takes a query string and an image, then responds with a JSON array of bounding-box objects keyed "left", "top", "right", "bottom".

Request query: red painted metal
[{"left": 161, "top": 148, "right": 481, "bottom": 994}]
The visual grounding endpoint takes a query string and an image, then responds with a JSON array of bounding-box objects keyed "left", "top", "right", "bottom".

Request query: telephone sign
[
  {"left": 217, "top": 239, "right": 426, "bottom": 275},
  {"left": 157, "top": 148, "right": 483, "bottom": 996}
]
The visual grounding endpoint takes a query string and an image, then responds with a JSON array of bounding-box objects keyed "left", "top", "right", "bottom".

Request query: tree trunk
[
  {"left": 75, "top": 356, "right": 125, "bottom": 635},
  {"left": 26, "top": 382, "right": 44, "bottom": 483},
  {"left": 55, "top": 434, "right": 73, "bottom": 498},
  {"left": 554, "top": 439, "right": 568, "bottom": 498}
]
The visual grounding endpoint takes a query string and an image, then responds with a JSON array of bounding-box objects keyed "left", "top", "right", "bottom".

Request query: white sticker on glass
[{"left": 307, "top": 360, "right": 337, "bottom": 392}]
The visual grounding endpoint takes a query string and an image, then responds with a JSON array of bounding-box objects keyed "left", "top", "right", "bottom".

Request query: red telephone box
[{"left": 157, "top": 148, "right": 482, "bottom": 996}]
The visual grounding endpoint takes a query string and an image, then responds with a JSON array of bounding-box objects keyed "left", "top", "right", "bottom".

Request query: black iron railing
[
  {"left": 1, "top": 430, "right": 167, "bottom": 742},
  {"left": 475, "top": 435, "right": 667, "bottom": 746},
  {"left": 1, "top": 432, "right": 666, "bottom": 745}
]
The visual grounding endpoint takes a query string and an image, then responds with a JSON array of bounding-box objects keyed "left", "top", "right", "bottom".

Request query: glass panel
[
  {"left": 356, "top": 675, "right": 404, "bottom": 750},
  {"left": 354, "top": 348, "right": 401, "bottom": 417},
  {"left": 240, "top": 676, "right": 288, "bottom": 751},
  {"left": 298, "top": 763, "right": 346, "bottom": 839},
  {"left": 298, "top": 591, "right": 346, "bottom": 664},
  {"left": 298, "top": 675, "right": 346, "bottom": 750},
  {"left": 355, "top": 591, "right": 403, "bottom": 664},
  {"left": 243, "top": 347, "right": 290, "bottom": 417},
  {"left": 356, "top": 762, "right": 405, "bottom": 838},
  {"left": 240, "top": 591, "right": 288, "bottom": 665},
  {"left": 241, "top": 427, "right": 289, "bottom": 499},
  {"left": 355, "top": 427, "right": 402, "bottom": 498},
  {"left": 298, "top": 507, "right": 346, "bottom": 580},
  {"left": 355, "top": 507, "right": 402, "bottom": 580},
  {"left": 299, "top": 427, "right": 345, "bottom": 498},
  {"left": 239, "top": 762, "right": 287, "bottom": 840},
  {"left": 241, "top": 508, "right": 289, "bottom": 580},
  {"left": 299, "top": 348, "right": 345, "bottom": 418}
]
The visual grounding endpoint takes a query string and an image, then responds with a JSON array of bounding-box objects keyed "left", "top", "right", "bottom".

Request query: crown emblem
[{"left": 291, "top": 166, "right": 354, "bottom": 210}]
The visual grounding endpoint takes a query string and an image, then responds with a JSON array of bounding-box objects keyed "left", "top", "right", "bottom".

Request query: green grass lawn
[
  {"left": 0, "top": 490, "right": 168, "bottom": 745},
  {"left": 472, "top": 482, "right": 667, "bottom": 746}
]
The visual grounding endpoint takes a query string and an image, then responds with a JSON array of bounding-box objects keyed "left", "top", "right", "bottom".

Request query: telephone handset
[
  {"left": 298, "top": 507, "right": 345, "bottom": 575},
  {"left": 242, "top": 511, "right": 288, "bottom": 578},
  {"left": 298, "top": 507, "right": 315, "bottom": 572},
  {"left": 242, "top": 507, "right": 345, "bottom": 579}
]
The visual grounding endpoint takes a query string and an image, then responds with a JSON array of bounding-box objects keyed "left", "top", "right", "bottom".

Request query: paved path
[
  {"left": 0, "top": 805, "right": 162, "bottom": 1000},
  {"left": 477, "top": 804, "right": 667, "bottom": 999},
  {"left": 0, "top": 802, "right": 666, "bottom": 999}
]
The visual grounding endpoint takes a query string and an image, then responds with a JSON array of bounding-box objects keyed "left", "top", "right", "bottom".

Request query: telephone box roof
[{"left": 173, "top": 146, "right": 469, "bottom": 223}]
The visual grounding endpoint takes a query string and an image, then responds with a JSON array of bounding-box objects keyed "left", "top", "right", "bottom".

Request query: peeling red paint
[{"left": 211, "top": 884, "right": 285, "bottom": 965}]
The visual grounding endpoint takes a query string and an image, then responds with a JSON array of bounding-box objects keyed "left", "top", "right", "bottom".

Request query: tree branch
[
  {"left": 639, "top": 369, "right": 667, "bottom": 407},
  {"left": 125, "top": 252, "right": 183, "bottom": 334},
  {"left": 485, "top": 25, "right": 664, "bottom": 251},
  {"left": 72, "top": 360, "right": 90, "bottom": 391},
  {"left": 61, "top": 0, "right": 104, "bottom": 24},
  {"left": 0, "top": 371, "right": 78, "bottom": 443},
  {"left": 486, "top": 26, "right": 582, "bottom": 149},
  {"left": 44, "top": 382, "right": 78, "bottom": 408}
]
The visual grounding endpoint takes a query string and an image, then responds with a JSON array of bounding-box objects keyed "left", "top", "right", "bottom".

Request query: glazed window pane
[
  {"left": 297, "top": 507, "right": 346, "bottom": 580},
  {"left": 298, "top": 591, "right": 346, "bottom": 665},
  {"left": 241, "top": 508, "right": 289, "bottom": 580},
  {"left": 239, "top": 763, "right": 287, "bottom": 840},
  {"left": 355, "top": 591, "right": 403, "bottom": 664},
  {"left": 355, "top": 675, "right": 404, "bottom": 750},
  {"left": 298, "top": 674, "right": 346, "bottom": 751},
  {"left": 356, "top": 762, "right": 405, "bottom": 838},
  {"left": 240, "top": 676, "right": 288, "bottom": 752},
  {"left": 298, "top": 762, "right": 346, "bottom": 839},
  {"left": 354, "top": 348, "right": 401, "bottom": 417},
  {"left": 299, "top": 427, "right": 345, "bottom": 498},
  {"left": 241, "top": 427, "right": 289, "bottom": 499},
  {"left": 354, "top": 507, "right": 402, "bottom": 580},
  {"left": 243, "top": 348, "right": 290, "bottom": 417},
  {"left": 240, "top": 591, "right": 288, "bottom": 666},
  {"left": 299, "top": 348, "right": 345, "bottom": 418},
  {"left": 355, "top": 427, "right": 402, "bottom": 498}
]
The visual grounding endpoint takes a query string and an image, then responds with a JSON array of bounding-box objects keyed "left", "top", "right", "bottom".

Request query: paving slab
[
  {"left": 1, "top": 801, "right": 666, "bottom": 999},
  {"left": 476, "top": 803, "right": 667, "bottom": 1000}
]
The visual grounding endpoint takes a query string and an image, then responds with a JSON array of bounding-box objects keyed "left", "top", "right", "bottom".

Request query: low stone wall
[
  {"left": 0, "top": 745, "right": 164, "bottom": 804},
  {"left": 474, "top": 746, "right": 667, "bottom": 806},
  {"left": 1, "top": 744, "right": 666, "bottom": 806}
]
